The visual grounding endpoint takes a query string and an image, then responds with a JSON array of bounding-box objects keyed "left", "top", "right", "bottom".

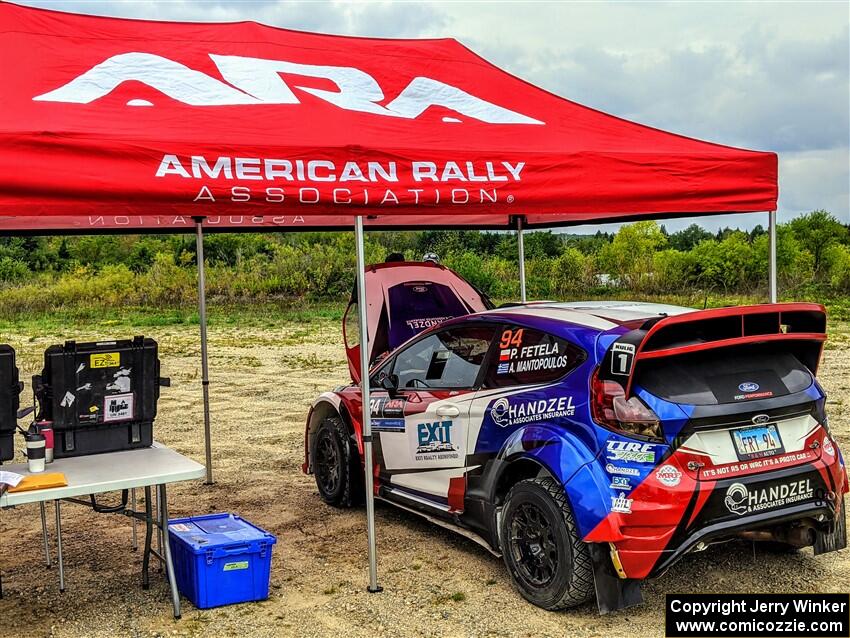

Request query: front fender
[
  {"left": 497, "top": 424, "right": 611, "bottom": 539},
  {"left": 304, "top": 392, "right": 355, "bottom": 473}
]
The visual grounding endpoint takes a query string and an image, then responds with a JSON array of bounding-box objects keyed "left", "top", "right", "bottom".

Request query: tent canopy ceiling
[{"left": 0, "top": 2, "right": 777, "bottom": 233}]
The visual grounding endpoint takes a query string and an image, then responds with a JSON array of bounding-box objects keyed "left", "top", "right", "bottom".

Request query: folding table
[{"left": 0, "top": 443, "right": 205, "bottom": 618}]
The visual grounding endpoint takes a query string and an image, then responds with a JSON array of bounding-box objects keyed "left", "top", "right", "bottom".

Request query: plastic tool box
[
  {"left": 33, "top": 336, "right": 169, "bottom": 458},
  {"left": 0, "top": 345, "right": 22, "bottom": 462},
  {"left": 168, "top": 513, "right": 277, "bottom": 609}
]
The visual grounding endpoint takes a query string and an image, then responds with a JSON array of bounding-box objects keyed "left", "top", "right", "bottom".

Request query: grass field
[{"left": 0, "top": 300, "right": 847, "bottom": 638}]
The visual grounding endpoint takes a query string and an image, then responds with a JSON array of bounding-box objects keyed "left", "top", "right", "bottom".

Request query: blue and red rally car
[{"left": 304, "top": 261, "right": 847, "bottom": 612}]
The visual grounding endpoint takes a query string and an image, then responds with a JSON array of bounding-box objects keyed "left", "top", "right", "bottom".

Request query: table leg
[
  {"left": 131, "top": 488, "right": 138, "bottom": 551},
  {"left": 155, "top": 488, "right": 163, "bottom": 572},
  {"left": 157, "top": 484, "right": 181, "bottom": 620},
  {"left": 55, "top": 500, "right": 65, "bottom": 593},
  {"left": 40, "top": 502, "right": 52, "bottom": 568},
  {"left": 142, "top": 486, "right": 153, "bottom": 590}
]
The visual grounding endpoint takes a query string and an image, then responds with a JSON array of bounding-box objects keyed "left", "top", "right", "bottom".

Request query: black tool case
[
  {"left": 0, "top": 345, "right": 22, "bottom": 462},
  {"left": 34, "top": 336, "right": 169, "bottom": 458}
]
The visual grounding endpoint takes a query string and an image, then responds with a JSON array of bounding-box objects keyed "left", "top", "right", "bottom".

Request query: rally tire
[
  {"left": 311, "top": 415, "right": 363, "bottom": 508},
  {"left": 499, "top": 477, "right": 594, "bottom": 610}
]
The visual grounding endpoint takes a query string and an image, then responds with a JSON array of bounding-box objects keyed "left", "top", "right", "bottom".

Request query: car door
[{"left": 372, "top": 323, "right": 496, "bottom": 506}]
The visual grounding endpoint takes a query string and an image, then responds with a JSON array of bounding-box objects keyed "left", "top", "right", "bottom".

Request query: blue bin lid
[{"left": 168, "top": 513, "right": 276, "bottom": 553}]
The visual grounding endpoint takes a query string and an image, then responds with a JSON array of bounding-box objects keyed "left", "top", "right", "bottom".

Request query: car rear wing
[{"left": 598, "top": 303, "right": 827, "bottom": 396}]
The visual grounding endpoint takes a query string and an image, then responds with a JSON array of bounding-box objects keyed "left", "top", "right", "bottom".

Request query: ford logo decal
[
  {"left": 752, "top": 414, "right": 770, "bottom": 424},
  {"left": 738, "top": 382, "right": 760, "bottom": 393}
]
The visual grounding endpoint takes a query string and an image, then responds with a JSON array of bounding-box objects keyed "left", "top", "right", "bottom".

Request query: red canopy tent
[{"left": 0, "top": 2, "right": 781, "bottom": 598}]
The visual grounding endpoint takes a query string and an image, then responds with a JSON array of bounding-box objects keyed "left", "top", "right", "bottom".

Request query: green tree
[
  {"left": 691, "top": 232, "right": 756, "bottom": 291},
  {"left": 788, "top": 210, "right": 848, "bottom": 278},
  {"left": 598, "top": 221, "right": 667, "bottom": 289},
  {"left": 668, "top": 224, "right": 714, "bottom": 251}
]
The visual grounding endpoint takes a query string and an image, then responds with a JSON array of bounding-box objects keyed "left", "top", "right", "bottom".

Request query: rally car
[{"left": 303, "top": 261, "right": 847, "bottom": 612}]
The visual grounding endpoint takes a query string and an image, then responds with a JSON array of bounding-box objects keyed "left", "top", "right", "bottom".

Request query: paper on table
[{"left": 0, "top": 471, "right": 24, "bottom": 487}]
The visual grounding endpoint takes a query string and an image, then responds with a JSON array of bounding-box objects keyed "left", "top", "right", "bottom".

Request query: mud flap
[
  {"left": 814, "top": 496, "right": 847, "bottom": 555},
  {"left": 587, "top": 543, "right": 643, "bottom": 614}
]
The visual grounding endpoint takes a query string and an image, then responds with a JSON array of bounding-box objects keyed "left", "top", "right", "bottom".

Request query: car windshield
[{"left": 635, "top": 343, "right": 814, "bottom": 405}]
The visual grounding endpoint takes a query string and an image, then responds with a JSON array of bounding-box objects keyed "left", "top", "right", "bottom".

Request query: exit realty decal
[{"left": 414, "top": 420, "right": 459, "bottom": 461}]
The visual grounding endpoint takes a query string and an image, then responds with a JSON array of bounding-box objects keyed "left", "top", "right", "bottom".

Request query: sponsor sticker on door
[{"left": 413, "top": 420, "right": 459, "bottom": 461}]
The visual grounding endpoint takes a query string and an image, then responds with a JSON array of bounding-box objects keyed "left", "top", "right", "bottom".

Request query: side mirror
[{"left": 380, "top": 373, "right": 400, "bottom": 398}]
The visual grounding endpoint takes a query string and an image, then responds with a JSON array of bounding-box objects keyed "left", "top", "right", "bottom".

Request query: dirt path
[{"left": 0, "top": 318, "right": 847, "bottom": 638}]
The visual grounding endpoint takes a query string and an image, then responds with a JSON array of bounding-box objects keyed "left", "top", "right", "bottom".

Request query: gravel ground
[{"left": 0, "top": 315, "right": 847, "bottom": 638}]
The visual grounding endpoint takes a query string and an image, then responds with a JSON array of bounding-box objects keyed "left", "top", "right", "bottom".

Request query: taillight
[{"left": 591, "top": 368, "right": 662, "bottom": 439}]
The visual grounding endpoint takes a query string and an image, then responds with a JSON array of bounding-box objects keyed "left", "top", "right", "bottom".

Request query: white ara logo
[{"left": 33, "top": 52, "right": 544, "bottom": 125}]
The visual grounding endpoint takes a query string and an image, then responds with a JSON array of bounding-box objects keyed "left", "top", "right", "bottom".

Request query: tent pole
[
  {"left": 768, "top": 210, "right": 778, "bottom": 303},
  {"left": 194, "top": 217, "right": 213, "bottom": 485},
  {"left": 355, "top": 215, "right": 381, "bottom": 593},
  {"left": 517, "top": 217, "right": 527, "bottom": 303}
]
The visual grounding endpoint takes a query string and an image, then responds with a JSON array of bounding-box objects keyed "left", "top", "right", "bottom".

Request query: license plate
[{"left": 731, "top": 424, "right": 784, "bottom": 460}]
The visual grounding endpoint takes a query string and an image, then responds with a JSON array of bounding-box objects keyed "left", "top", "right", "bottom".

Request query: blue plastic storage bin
[{"left": 168, "top": 513, "right": 277, "bottom": 609}]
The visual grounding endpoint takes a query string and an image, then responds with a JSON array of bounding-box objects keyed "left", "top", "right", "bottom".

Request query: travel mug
[
  {"left": 25, "top": 433, "right": 46, "bottom": 473},
  {"left": 35, "top": 422, "right": 54, "bottom": 464}
]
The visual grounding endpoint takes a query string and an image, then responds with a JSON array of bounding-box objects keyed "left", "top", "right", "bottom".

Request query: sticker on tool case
[
  {"left": 103, "top": 393, "right": 134, "bottom": 422},
  {"left": 223, "top": 561, "right": 249, "bottom": 572},
  {"left": 91, "top": 352, "right": 120, "bottom": 369}
]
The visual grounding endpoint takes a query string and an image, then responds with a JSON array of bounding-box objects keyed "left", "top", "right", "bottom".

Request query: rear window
[
  {"left": 635, "top": 343, "right": 814, "bottom": 405},
  {"left": 484, "top": 326, "right": 585, "bottom": 388}
]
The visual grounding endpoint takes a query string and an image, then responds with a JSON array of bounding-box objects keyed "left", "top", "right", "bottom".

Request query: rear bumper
[
  {"left": 638, "top": 500, "right": 837, "bottom": 578},
  {"left": 611, "top": 454, "right": 847, "bottom": 579}
]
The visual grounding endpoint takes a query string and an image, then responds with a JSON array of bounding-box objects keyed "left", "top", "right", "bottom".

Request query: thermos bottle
[
  {"left": 25, "top": 432, "right": 46, "bottom": 473},
  {"left": 35, "top": 422, "right": 54, "bottom": 464}
]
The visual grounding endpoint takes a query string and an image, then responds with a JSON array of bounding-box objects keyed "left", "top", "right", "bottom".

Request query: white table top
[{"left": 0, "top": 443, "right": 206, "bottom": 507}]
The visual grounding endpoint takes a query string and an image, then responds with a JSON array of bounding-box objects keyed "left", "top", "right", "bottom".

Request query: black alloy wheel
[
  {"left": 499, "top": 477, "right": 594, "bottom": 610},
  {"left": 310, "top": 415, "right": 363, "bottom": 507}
]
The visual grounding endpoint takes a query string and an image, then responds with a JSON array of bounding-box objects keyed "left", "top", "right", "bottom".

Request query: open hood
[{"left": 344, "top": 261, "right": 491, "bottom": 382}]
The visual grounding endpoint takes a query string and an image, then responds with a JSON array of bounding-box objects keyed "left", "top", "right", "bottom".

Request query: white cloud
[{"left": 17, "top": 0, "right": 850, "bottom": 227}]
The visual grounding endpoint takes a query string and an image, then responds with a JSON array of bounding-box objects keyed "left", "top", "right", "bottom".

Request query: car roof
[{"left": 474, "top": 300, "right": 695, "bottom": 332}]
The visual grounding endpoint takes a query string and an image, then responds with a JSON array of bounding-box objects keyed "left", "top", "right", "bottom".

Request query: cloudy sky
[{"left": 20, "top": 0, "right": 850, "bottom": 232}]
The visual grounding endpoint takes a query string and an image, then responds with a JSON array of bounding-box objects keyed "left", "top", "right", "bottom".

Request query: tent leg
[
  {"left": 768, "top": 210, "right": 778, "bottom": 303},
  {"left": 355, "top": 215, "right": 381, "bottom": 594},
  {"left": 517, "top": 217, "right": 527, "bottom": 303},
  {"left": 194, "top": 218, "right": 213, "bottom": 485}
]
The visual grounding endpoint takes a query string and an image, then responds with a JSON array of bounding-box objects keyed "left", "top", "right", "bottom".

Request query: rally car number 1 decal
[{"left": 610, "top": 342, "right": 636, "bottom": 376}]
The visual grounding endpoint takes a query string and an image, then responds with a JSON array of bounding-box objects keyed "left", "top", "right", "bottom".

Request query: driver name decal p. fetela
[{"left": 496, "top": 341, "right": 569, "bottom": 375}]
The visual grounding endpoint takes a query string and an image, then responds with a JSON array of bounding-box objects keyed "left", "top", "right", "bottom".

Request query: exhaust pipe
[{"left": 739, "top": 523, "right": 816, "bottom": 548}]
